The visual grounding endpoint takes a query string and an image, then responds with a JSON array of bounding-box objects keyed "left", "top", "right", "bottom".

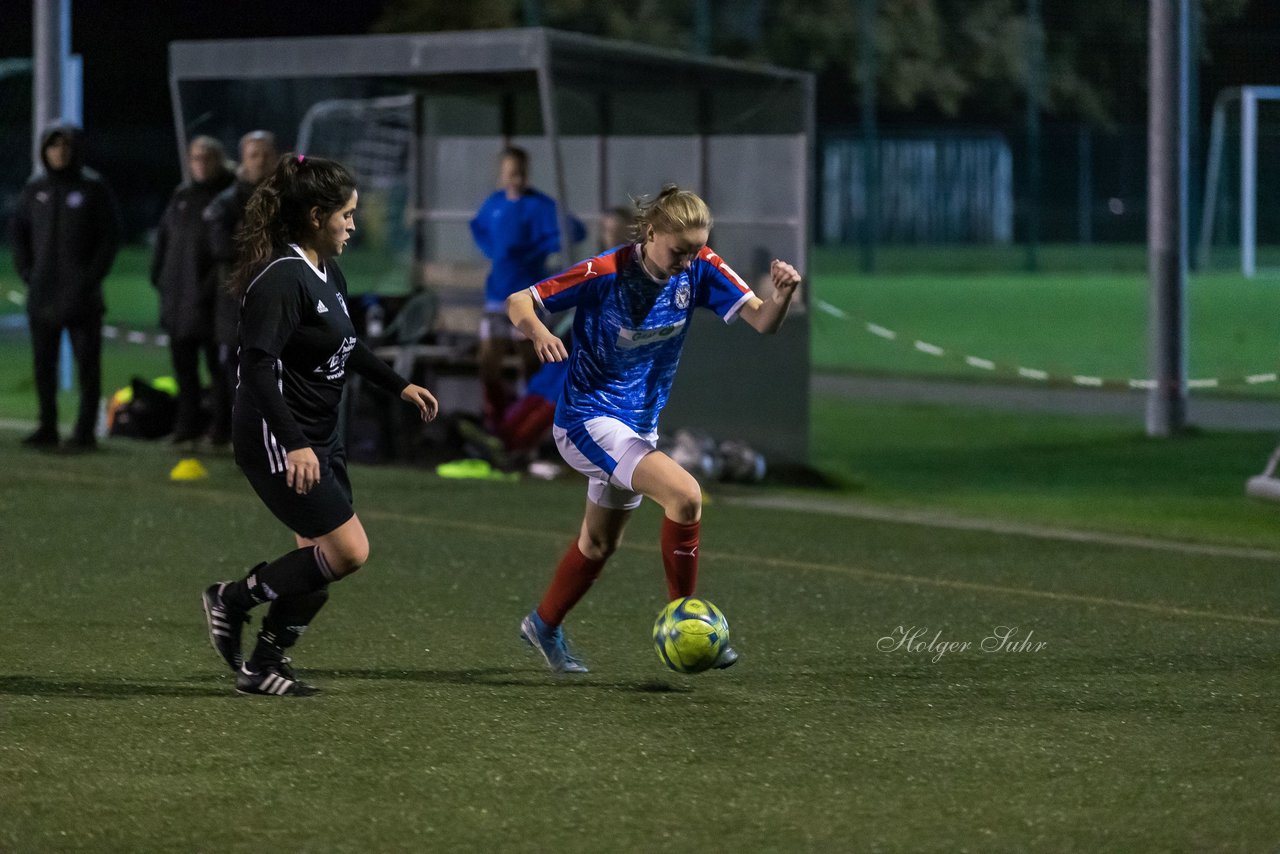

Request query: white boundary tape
[
  {"left": 817, "top": 298, "right": 1278, "bottom": 391},
  {"left": 4, "top": 292, "right": 169, "bottom": 349}
]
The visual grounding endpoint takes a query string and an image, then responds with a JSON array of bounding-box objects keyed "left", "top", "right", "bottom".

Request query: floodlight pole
[
  {"left": 1145, "top": 0, "right": 1190, "bottom": 436},
  {"left": 858, "top": 0, "right": 878, "bottom": 274},
  {"left": 534, "top": 32, "right": 577, "bottom": 266},
  {"left": 1023, "top": 0, "right": 1043, "bottom": 273},
  {"left": 1186, "top": 1, "right": 1201, "bottom": 263},
  {"left": 32, "top": 0, "right": 68, "bottom": 172},
  {"left": 694, "top": 0, "right": 712, "bottom": 55},
  {"left": 33, "top": 0, "right": 78, "bottom": 394}
]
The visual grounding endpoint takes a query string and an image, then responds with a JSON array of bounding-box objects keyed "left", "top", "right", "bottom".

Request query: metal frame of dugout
[{"left": 168, "top": 28, "right": 814, "bottom": 464}]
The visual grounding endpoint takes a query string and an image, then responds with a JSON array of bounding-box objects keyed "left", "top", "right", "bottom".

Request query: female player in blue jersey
[
  {"left": 200, "top": 154, "right": 439, "bottom": 696},
  {"left": 506, "top": 185, "right": 801, "bottom": 673}
]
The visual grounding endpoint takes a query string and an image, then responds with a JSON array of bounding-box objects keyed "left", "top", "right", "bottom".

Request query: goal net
[
  {"left": 1197, "top": 86, "right": 1280, "bottom": 277},
  {"left": 295, "top": 94, "right": 417, "bottom": 292}
]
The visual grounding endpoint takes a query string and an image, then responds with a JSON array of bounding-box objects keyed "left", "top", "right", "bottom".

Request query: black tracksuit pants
[{"left": 29, "top": 314, "right": 102, "bottom": 441}]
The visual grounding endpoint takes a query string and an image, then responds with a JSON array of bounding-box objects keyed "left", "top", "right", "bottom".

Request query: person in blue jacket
[{"left": 469, "top": 146, "right": 583, "bottom": 430}]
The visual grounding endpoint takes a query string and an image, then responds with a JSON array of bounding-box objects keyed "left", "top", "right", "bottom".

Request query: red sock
[
  {"left": 661, "top": 517, "right": 700, "bottom": 600},
  {"left": 536, "top": 541, "right": 606, "bottom": 627},
  {"left": 482, "top": 380, "right": 509, "bottom": 432}
]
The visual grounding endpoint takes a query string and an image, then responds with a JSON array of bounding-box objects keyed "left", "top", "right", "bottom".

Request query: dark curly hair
[{"left": 229, "top": 153, "right": 356, "bottom": 296}]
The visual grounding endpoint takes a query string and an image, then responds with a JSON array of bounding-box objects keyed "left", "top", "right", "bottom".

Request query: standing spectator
[
  {"left": 463, "top": 205, "right": 636, "bottom": 468},
  {"left": 151, "top": 136, "right": 235, "bottom": 445},
  {"left": 469, "top": 146, "right": 583, "bottom": 430},
  {"left": 11, "top": 123, "right": 121, "bottom": 451},
  {"left": 600, "top": 205, "right": 636, "bottom": 252},
  {"left": 203, "top": 130, "right": 278, "bottom": 445}
]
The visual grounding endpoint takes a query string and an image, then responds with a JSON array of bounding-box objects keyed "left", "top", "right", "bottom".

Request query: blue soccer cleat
[
  {"left": 713, "top": 644, "right": 739, "bottom": 669},
  {"left": 520, "top": 610, "right": 589, "bottom": 673}
]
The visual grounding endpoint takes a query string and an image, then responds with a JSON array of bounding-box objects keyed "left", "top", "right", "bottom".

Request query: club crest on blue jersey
[{"left": 674, "top": 279, "right": 692, "bottom": 309}]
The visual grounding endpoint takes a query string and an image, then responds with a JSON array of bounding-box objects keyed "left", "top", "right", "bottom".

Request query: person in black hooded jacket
[
  {"left": 11, "top": 123, "right": 122, "bottom": 450},
  {"left": 203, "top": 130, "right": 277, "bottom": 445},
  {"left": 151, "top": 135, "right": 235, "bottom": 444}
]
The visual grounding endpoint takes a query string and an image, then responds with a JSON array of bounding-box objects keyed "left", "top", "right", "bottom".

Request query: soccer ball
[{"left": 652, "top": 597, "right": 730, "bottom": 674}]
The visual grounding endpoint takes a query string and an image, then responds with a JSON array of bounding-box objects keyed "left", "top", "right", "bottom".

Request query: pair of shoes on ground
[
  {"left": 22, "top": 428, "right": 59, "bottom": 449},
  {"left": 22, "top": 428, "right": 96, "bottom": 452},
  {"left": 201, "top": 582, "right": 318, "bottom": 697},
  {"left": 63, "top": 434, "right": 97, "bottom": 453},
  {"left": 520, "top": 610, "right": 739, "bottom": 674}
]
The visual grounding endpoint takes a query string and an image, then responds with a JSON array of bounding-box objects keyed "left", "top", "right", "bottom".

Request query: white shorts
[
  {"left": 553, "top": 417, "right": 658, "bottom": 510},
  {"left": 478, "top": 310, "right": 528, "bottom": 342}
]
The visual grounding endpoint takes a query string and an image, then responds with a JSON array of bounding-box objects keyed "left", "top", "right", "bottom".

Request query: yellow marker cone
[{"left": 170, "top": 458, "right": 209, "bottom": 482}]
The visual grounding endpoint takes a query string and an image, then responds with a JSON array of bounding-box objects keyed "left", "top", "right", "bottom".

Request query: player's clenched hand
[
  {"left": 532, "top": 330, "right": 568, "bottom": 363},
  {"left": 770, "top": 259, "right": 802, "bottom": 296},
  {"left": 286, "top": 447, "right": 321, "bottom": 495},
  {"left": 401, "top": 384, "right": 439, "bottom": 422}
]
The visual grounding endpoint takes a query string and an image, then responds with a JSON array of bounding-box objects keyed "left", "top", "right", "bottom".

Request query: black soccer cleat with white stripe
[
  {"left": 202, "top": 582, "right": 250, "bottom": 672},
  {"left": 235, "top": 659, "right": 319, "bottom": 697}
]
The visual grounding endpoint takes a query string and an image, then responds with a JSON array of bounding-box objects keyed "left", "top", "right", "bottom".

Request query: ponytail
[
  {"left": 632, "top": 184, "right": 711, "bottom": 240},
  {"left": 229, "top": 153, "right": 356, "bottom": 296}
]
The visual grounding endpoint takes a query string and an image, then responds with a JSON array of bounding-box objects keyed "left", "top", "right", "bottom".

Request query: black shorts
[{"left": 234, "top": 421, "right": 355, "bottom": 539}]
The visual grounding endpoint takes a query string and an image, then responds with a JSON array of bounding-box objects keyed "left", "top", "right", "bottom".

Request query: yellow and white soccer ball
[{"left": 652, "top": 597, "right": 730, "bottom": 674}]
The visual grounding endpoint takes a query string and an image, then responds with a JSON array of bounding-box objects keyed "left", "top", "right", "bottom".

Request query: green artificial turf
[
  {"left": 2, "top": 424, "right": 1278, "bottom": 851},
  {"left": 810, "top": 395, "right": 1280, "bottom": 550},
  {"left": 810, "top": 266, "right": 1280, "bottom": 392}
]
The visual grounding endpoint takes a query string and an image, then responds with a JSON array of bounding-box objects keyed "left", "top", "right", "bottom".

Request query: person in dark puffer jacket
[
  {"left": 151, "top": 135, "right": 235, "bottom": 444},
  {"left": 12, "top": 123, "right": 122, "bottom": 451},
  {"left": 203, "top": 130, "right": 277, "bottom": 445}
]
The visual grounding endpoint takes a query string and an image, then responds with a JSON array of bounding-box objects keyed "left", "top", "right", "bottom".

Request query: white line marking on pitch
[{"left": 720, "top": 493, "right": 1280, "bottom": 564}]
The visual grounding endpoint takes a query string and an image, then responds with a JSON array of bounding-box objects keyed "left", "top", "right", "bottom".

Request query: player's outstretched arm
[
  {"left": 740, "top": 259, "right": 802, "bottom": 334},
  {"left": 400, "top": 384, "right": 439, "bottom": 422},
  {"left": 507, "top": 290, "right": 568, "bottom": 363}
]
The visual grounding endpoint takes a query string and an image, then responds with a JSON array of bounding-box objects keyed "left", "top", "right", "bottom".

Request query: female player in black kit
[{"left": 201, "top": 154, "right": 438, "bottom": 697}]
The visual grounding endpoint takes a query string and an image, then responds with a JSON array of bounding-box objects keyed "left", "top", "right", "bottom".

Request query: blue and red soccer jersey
[{"left": 530, "top": 244, "right": 755, "bottom": 435}]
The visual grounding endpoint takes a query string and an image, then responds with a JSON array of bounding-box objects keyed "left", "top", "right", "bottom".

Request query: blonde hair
[{"left": 633, "top": 184, "right": 711, "bottom": 240}]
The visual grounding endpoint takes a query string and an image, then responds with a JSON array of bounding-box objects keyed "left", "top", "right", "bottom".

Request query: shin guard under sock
[
  {"left": 661, "top": 517, "right": 700, "bottom": 600},
  {"left": 223, "top": 546, "right": 336, "bottom": 610},
  {"left": 535, "top": 541, "right": 606, "bottom": 627},
  {"left": 250, "top": 587, "right": 331, "bottom": 667}
]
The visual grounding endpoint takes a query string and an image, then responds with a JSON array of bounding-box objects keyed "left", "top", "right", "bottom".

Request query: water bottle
[{"left": 366, "top": 301, "right": 385, "bottom": 339}]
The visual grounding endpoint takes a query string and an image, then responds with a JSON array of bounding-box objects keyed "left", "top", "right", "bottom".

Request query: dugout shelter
[{"left": 168, "top": 29, "right": 813, "bottom": 463}]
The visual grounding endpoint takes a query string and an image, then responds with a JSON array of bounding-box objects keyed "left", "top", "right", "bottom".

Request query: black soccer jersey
[{"left": 235, "top": 245, "right": 405, "bottom": 454}]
